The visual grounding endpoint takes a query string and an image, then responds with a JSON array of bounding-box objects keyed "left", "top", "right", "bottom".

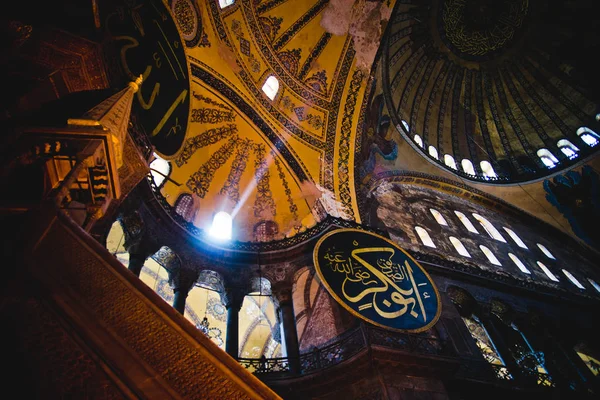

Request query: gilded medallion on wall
[{"left": 313, "top": 229, "right": 441, "bottom": 332}]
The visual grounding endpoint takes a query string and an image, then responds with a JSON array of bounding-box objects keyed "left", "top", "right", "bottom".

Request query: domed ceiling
[
  {"left": 104, "top": 0, "right": 394, "bottom": 243},
  {"left": 380, "top": 0, "right": 599, "bottom": 182}
]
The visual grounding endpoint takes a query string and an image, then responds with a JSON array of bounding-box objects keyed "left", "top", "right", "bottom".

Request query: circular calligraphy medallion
[
  {"left": 104, "top": 0, "right": 190, "bottom": 156},
  {"left": 313, "top": 229, "right": 441, "bottom": 332}
]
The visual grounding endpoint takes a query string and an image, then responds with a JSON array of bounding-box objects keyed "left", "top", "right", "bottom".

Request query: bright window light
[
  {"left": 401, "top": 120, "right": 410, "bottom": 132},
  {"left": 461, "top": 159, "right": 476, "bottom": 176},
  {"left": 588, "top": 278, "right": 600, "bottom": 293},
  {"left": 537, "top": 243, "right": 555, "bottom": 259},
  {"left": 430, "top": 209, "right": 448, "bottom": 226},
  {"left": 444, "top": 154, "right": 457, "bottom": 169},
  {"left": 262, "top": 75, "right": 279, "bottom": 100},
  {"left": 450, "top": 237, "right": 471, "bottom": 257},
  {"left": 455, "top": 211, "right": 479, "bottom": 234},
  {"left": 557, "top": 139, "right": 579, "bottom": 159},
  {"left": 415, "top": 226, "right": 436, "bottom": 248},
  {"left": 508, "top": 253, "right": 530, "bottom": 274},
  {"left": 428, "top": 145, "right": 438, "bottom": 160},
  {"left": 562, "top": 270, "right": 585, "bottom": 289},
  {"left": 577, "top": 127, "right": 599, "bottom": 147},
  {"left": 209, "top": 211, "right": 232, "bottom": 240},
  {"left": 537, "top": 261, "right": 559, "bottom": 281},
  {"left": 503, "top": 227, "right": 527, "bottom": 249},
  {"left": 480, "top": 245, "right": 501, "bottom": 266},
  {"left": 150, "top": 153, "right": 170, "bottom": 187},
  {"left": 537, "top": 148, "right": 559, "bottom": 168},
  {"left": 473, "top": 214, "right": 506, "bottom": 242},
  {"left": 414, "top": 134, "right": 423, "bottom": 148},
  {"left": 480, "top": 161, "right": 497, "bottom": 179},
  {"left": 219, "top": 0, "right": 235, "bottom": 8}
]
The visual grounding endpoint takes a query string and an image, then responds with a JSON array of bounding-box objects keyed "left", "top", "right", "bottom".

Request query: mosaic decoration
[
  {"left": 274, "top": 157, "right": 300, "bottom": 227},
  {"left": 175, "top": 124, "right": 238, "bottom": 167},
  {"left": 170, "top": 0, "right": 210, "bottom": 48},
  {"left": 192, "top": 92, "right": 232, "bottom": 110},
  {"left": 304, "top": 70, "right": 328, "bottom": 96},
  {"left": 191, "top": 108, "right": 237, "bottom": 123},
  {"left": 220, "top": 138, "right": 252, "bottom": 204},
  {"left": 278, "top": 48, "right": 302, "bottom": 75},
  {"left": 298, "top": 33, "right": 332, "bottom": 80},
  {"left": 252, "top": 144, "right": 276, "bottom": 218},
  {"left": 259, "top": 15, "right": 283, "bottom": 42},
  {"left": 313, "top": 229, "right": 441, "bottom": 332},
  {"left": 280, "top": 96, "right": 324, "bottom": 131},
  {"left": 187, "top": 135, "right": 239, "bottom": 198},
  {"left": 272, "top": 0, "right": 328, "bottom": 51}
]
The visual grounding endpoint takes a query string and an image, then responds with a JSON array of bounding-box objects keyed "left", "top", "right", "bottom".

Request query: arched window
[
  {"left": 184, "top": 285, "right": 226, "bottom": 348},
  {"left": 444, "top": 154, "right": 457, "bottom": 169},
  {"left": 415, "top": 226, "right": 436, "bottom": 248},
  {"left": 536, "top": 261, "right": 559, "bottom": 282},
  {"left": 537, "top": 148, "right": 559, "bottom": 168},
  {"left": 588, "top": 278, "right": 600, "bottom": 293},
  {"left": 562, "top": 270, "right": 585, "bottom": 289},
  {"left": 454, "top": 211, "right": 479, "bottom": 233},
  {"left": 428, "top": 145, "right": 438, "bottom": 160},
  {"left": 480, "top": 245, "right": 501, "bottom": 266},
  {"left": 536, "top": 243, "right": 555, "bottom": 259},
  {"left": 450, "top": 236, "right": 471, "bottom": 257},
  {"left": 557, "top": 139, "right": 579, "bottom": 159},
  {"left": 472, "top": 214, "right": 506, "bottom": 242},
  {"left": 174, "top": 194, "right": 194, "bottom": 221},
  {"left": 150, "top": 153, "right": 171, "bottom": 188},
  {"left": 209, "top": 211, "right": 232, "bottom": 240},
  {"left": 577, "top": 127, "right": 600, "bottom": 147},
  {"left": 480, "top": 161, "right": 497, "bottom": 179},
  {"left": 430, "top": 209, "right": 448, "bottom": 226},
  {"left": 239, "top": 292, "right": 282, "bottom": 359},
  {"left": 461, "top": 159, "right": 476, "bottom": 176},
  {"left": 219, "top": 0, "right": 235, "bottom": 8},
  {"left": 401, "top": 119, "right": 410, "bottom": 132},
  {"left": 262, "top": 75, "right": 279, "bottom": 100},
  {"left": 503, "top": 227, "right": 527, "bottom": 249},
  {"left": 413, "top": 134, "right": 423, "bottom": 148},
  {"left": 462, "top": 314, "right": 511, "bottom": 379},
  {"left": 508, "top": 253, "right": 530, "bottom": 274}
]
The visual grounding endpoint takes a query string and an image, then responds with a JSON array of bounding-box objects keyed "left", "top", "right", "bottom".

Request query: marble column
[
  {"left": 276, "top": 288, "right": 300, "bottom": 374},
  {"left": 224, "top": 289, "right": 244, "bottom": 359},
  {"left": 127, "top": 252, "right": 146, "bottom": 277}
]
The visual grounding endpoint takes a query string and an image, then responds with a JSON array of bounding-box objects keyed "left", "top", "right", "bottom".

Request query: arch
[
  {"left": 430, "top": 209, "right": 448, "bottom": 226},
  {"left": 588, "top": 278, "right": 600, "bottom": 293},
  {"left": 150, "top": 153, "right": 171, "bottom": 188},
  {"left": 557, "top": 139, "right": 579, "bottom": 159},
  {"left": 454, "top": 211, "right": 479, "bottom": 233},
  {"left": 508, "top": 253, "right": 530, "bottom": 274},
  {"left": 536, "top": 243, "right": 555, "bottom": 259},
  {"left": 447, "top": 285, "right": 477, "bottom": 315},
  {"left": 197, "top": 269, "right": 225, "bottom": 293},
  {"left": 413, "top": 134, "right": 423, "bottom": 148},
  {"left": 262, "top": 75, "right": 279, "bottom": 100},
  {"left": 219, "top": 0, "right": 235, "bottom": 8},
  {"left": 250, "top": 277, "right": 273, "bottom": 296},
  {"left": 401, "top": 119, "right": 410, "bottom": 132},
  {"left": 536, "top": 148, "right": 559, "bottom": 168},
  {"left": 106, "top": 220, "right": 127, "bottom": 259},
  {"left": 472, "top": 214, "right": 506, "bottom": 242},
  {"left": 480, "top": 161, "right": 497, "bottom": 179},
  {"left": 444, "top": 154, "right": 457, "bottom": 169},
  {"left": 536, "top": 261, "right": 559, "bottom": 281},
  {"left": 151, "top": 246, "right": 182, "bottom": 272},
  {"left": 428, "top": 145, "right": 438, "bottom": 160},
  {"left": 450, "top": 236, "right": 471, "bottom": 257},
  {"left": 480, "top": 245, "right": 501, "bottom": 266},
  {"left": 239, "top": 293, "right": 281, "bottom": 359},
  {"left": 174, "top": 193, "right": 195, "bottom": 221},
  {"left": 577, "top": 127, "right": 599, "bottom": 147},
  {"left": 209, "top": 211, "right": 232, "bottom": 240},
  {"left": 415, "top": 226, "right": 436, "bottom": 248},
  {"left": 562, "top": 269, "right": 585, "bottom": 289},
  {"left": 185, "top": 284, "right": 226, "bottom": 348},
  {"left": 503, "top": 227, "right": 527, "bottom": 249},
  {"left": 461, "top": 159, "right": 476, "bottom": 176}
]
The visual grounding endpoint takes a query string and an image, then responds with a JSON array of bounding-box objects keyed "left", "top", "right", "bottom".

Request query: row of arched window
[
  {"left": 414, "top": 210, "right": 599, "bottom": 291},
  {"left": 406, "top": 119, "right": 600, "bottom": 176}
]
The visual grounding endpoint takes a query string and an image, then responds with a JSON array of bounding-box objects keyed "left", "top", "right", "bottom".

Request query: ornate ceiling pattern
[{"left": 381, "top": 0, "right": 598, "bottom": 182}]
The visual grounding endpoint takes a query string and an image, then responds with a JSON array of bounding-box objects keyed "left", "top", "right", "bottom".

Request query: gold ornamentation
[
  {"left": 175, "top": 124, "right": 238, "bottom": 167},
  {"left": 187, "top": 135, "right": 239, "bottom": 198}
]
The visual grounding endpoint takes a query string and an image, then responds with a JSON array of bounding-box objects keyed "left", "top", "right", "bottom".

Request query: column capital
[
  {"left": 168, "top": 267, "right": 199, "bottom": 295},
  {"left": 222, "top": 287, "right": 245, "bottom": 311}
]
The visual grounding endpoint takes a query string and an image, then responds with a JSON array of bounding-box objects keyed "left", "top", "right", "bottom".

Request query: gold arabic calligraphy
[{"left": 323, "top": 247, "right": 429, "bottom": 322}]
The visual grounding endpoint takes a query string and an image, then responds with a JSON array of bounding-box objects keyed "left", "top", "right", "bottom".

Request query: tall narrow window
[
  {"left": 537, "top": 261, "right": 559, "bottom": 282},
  {"left": 480, "top": 161, "right": 497, "bottom": 179},
  {"left": 262, "top": 75, "right": 279, "bottom": 100},
  {"left": 415, "top": 226, "right": 436, "bottom": 248},
  {"left": 473, "top": 214, "right": 506, "bottom": 242},
  {"left": 401, "top": 120, "right": 410, "bottom": 132},
  {"left": 462, "top": 314, "right": 512, "bottom": 380},
  {"left": 557, "top": 139, "right": 579, "bottom": 159},
  {"left": 209, "top": 211, "right": 232, "bottom": 240},
  {"left": 430, "top": 209, "right": 448, "bottom": 226},
  {"left": 480, "top": 245, "right": 501, "bottom": 266},
  {"left": 562, "top": 270, "right": 585, "bottom": 289},
  {"left": 174, "top": 194, "right": 194, "bottom": 221},
  {"left": 428, "top": 145, "right": 439, "bottom": 160},
  {"left": 577, "top": 127, "right": 600, "bottom": 147},
  {"left": 414, "top": 134, "right": 423, "bottom": 148},
  {"left": 508, "top": 253, "right": 530, "bottom": 274},
  {"left": 536, "top": 243, "right": 555, "bottom": 259},
  {"left": 503, "top": 227, "right": 527, "bottom": 249},
  {"left": 219, "top": 0, "right": 235, "bottom": 8},
  {"left": 588, "top": 278, "right": 600, "bottom": 293},
  {"left": 444, "top": 154, "right": 457, "bottom": 169},
  {"left": 150, "top": 153, "right": 171, "bottom": 188},
  {"left": 450, "top": 237, "right": 471, "bottom": 257},
  {"left": 461, "top": 159, "right": 476, "bottom": 176},
  {"left": 454, "top": 211, "right": 479, "bottom": 233},
  {"left": 537, "top": 148, "right": 559, "bottom": 168}
]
